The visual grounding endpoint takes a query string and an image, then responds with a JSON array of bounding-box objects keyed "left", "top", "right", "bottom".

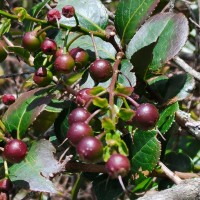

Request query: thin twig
[{"left": 173, "top": 56, "right": 200, "bottom": 81}]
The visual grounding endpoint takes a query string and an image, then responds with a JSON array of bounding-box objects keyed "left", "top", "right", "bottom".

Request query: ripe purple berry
[
  {"left": 0, "top": 178, "right": 13, "bottom": 192},
  {"left": 47, "top": 9, "right": 61, "bottom": 23},
  {"left": 89, "top": 59, "right": 113, "bottom": 82},
  {"left": 3, "top": 139, "right": 27, "bottom": 163},
  {"left": 106, "top": 154, "right": 130, "bottom": 178},
  {"left": 68, "top": 108, "right": 91, "bottom": 125},
  {"left": 33, "top": 67, "right": 53, "bottom": 87},
  {"left": 132, "top": 103, "right": 159, "bottom": 130},
  {"left": 67, "top": 122, "right": 93, "bottom": 146},
  {"left": 62, "top": 5, "right": 75, "bottom": 18},
  {"left": 69, "top": 47, "right": 89, "bottom": 69},
  {"left": 41, "top": 39, "right": 57, "bottom": 55},
  {"left": 2, "top": 94, "right": 15, "bottom": 105},
  {"left": 76, "top": 88, "right": 92, "bottom": 106},
  {"left": 76, "top": 136, "right": 103, "bottom": 163},
  {"left": 54, "top": 54, "right": 75, "bottom": 74}
]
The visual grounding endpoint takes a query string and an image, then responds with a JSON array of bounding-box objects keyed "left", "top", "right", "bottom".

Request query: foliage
[{"left": 0, "top": 0, "right": 199, "bottom": 199}]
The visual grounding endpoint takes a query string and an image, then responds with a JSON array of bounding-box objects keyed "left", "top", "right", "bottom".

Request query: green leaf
[
  {"left": 7, "top": 46, "right": 31, "bottom": 63},
  {"left": 157, "top": 103, "right": 179, "bottom": 134},
  {"left": 13, "top": 7, "right": 28, "bottom": 22},
  {"left": 131, "top": 130, "right": 161, "bottom": 174},
  {"left": 57, "top": 0, "right": 108, "bottom": 31},
  {"left": 118, "top": 108, "right": 134, "bottom": 122},
  {"left": 90, "top": 86, "right": 106, "bottom": 95},
  {"left": 0, "top": 18, "right": 11, "bottom": 37},
  {"left": 164, "top": 152, "right": 193, "bottom": 172},
  {"left": 126, "top": 13, "right": 189, "bottom": 73},
  {"left": 65, "top": 70, "right": 85, "bottom": 85},
  {"left": 93, "top": 97, "right": 108, "bottom": 108},
  {"left": 115, "top": 83, "right": 134, "bottom": 96},
  {"left": 118, "top": 59, "right": 136, "bottom": 87},
  {"left": 101, "top": 117, "right": 115, "bottom": 131},
  {"left": 68, "top": 35, "right": 116, "bottom": 61},
  {"left": 2, "top": 87, "right": 53, "bottom": 138},
  {"left": 92, "top": 174, "right": 123, "bottom": 200},
  {"left": 115, "top": 0, "right": 160, "bottom": 45},
  {"left": 9, "top": 140, "right": 62, "bottom": 193}
]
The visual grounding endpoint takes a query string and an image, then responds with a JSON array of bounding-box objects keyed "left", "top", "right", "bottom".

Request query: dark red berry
[
  {"left": 106, "top": 154, "right": 130, "bottom": 178},
  {"left": 67, "top": 122, "right": 93, "bottom": 146},
  {"left": 0, "top": 178, "right": 13, "bottom": 192},
  {"left": 62, "top": 5, "right": 75, "bottom": 18},
  {"left": 0, "top": 40, "right": 7, "bottom": 62},
  {"left": 3, "top": 139, "right": 27, "bottom": 163},
  {"left": 33, "top": 67, "right": 53, "bottom": 87},
  {"left": 47, "top": 9, "right": 61, "bottom": 23},
  {"left": 2, "top": 94, "right": 15, "bottom": 105},
  {"left": 22, "top": 31, "right": 43, "bottom": 52},
  {"left": 69, "top": 47, "right": 89, "bottom": 69},
  {"left": 89, "top": 59, "right": 113, "bottom": 82},
  {"left": 132, "top": 103, "right": 159, "bottom": 130},
  {"left": 68, "top": 108, "right": 91, "bottom": 125},
  {"left": 41, "top": 39, "right": 57, "bottom": 55},
  {"left": 55, "top": 48, "right": 64, "bottom": 57},
  {"left": 76, "top": 88, "right": 92, "bottom": 106},
  {"left": 54, "top": 54, "right": 75, "bottom": 74},
  {"left": 76, "top": 136, "right": 103, "bottom": 163}
]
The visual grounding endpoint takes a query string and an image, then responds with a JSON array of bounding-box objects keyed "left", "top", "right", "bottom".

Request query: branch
[
  {"left": 173, "top": 56, "right": 200, "bottom": 81},
  {"left": 138, "top": 178, "right": 200, "bottom": 200}
]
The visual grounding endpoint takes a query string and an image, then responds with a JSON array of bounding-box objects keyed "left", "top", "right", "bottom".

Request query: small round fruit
[
  {"left": 76, "top": 88, "right": 92, "bottom": 106},
  {"left": 89, "top": 59, "right": 113, "bottom": 82},
  {"left": 54, "top": 54, "right": 75, "bottom": 74},
  {"left": 55, "top": 48, "right": 64, "bottom": 57},
  {"left": 67, "top": 122, "right": 93, "bottom": 146},
  {"left": 69, "top": 47, "right": 89, "bottom": 69},
  {"left": 76, "top": 136, "right": 103, "bottom": 163},
  {"left": 41, "top": 39, "right": 57, "bottom": 55},
  {"left": 0, "top": 178, "right": 13, "bottom": 192},
  {"left": 0, "top": 40, "right": 7, "bottom": 62},
  {"left": 106, "top": 154, "right": 130, "bottom": 178},
  {"left": 2, "top": 94, "right": 15, "bottom": 105},
  {"left": 68, "top": 108, "right": 91, "bottom": 125},
  {"left": 62, "top": 5, "right": 75, "bottom": 18},
  {"left": 132, "top": 103, "right": 159, "bottom": 130},
  {"left": 22, "top": 31, "right": 42, "bottom": 52},
  {"left": 33, "top": 68, "right": 53, "bottom": 87},
  {"left": 47, "top": 9, "right": 61, "bottom": 23},
  {"left": 3, "top": 139, "right": 27, "bottom": 163}
]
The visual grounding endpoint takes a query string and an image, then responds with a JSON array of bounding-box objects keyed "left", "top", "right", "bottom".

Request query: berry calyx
[
  {"left": 33, "top": 67, "right": 53, "bottom": 87},
  {"left": 89, "top": 59, "right": 113, "bottom": 82},
  {"left": 2, "top": 94, "right": 15, "bottom": 105},
  {"left": 106, "top": 154, "right": 130, "bottom": 178},
  {"left": 47, "top": 9, "right": 61, "bottom": 23},
  {"left": 22, "top": 31, "right": 42, "bottom": 52},
  {"left": 132, "top": 103, "right": 159, "bottom": 130},
  {"left": 0, "top": 178, "right": 13, "bottom": 192},
  {"left": 67, "top": 122, "right": 93, "bottom": 146},
  {"left": 76, "top": 88, "right": 92, "bottom": 106},
  {"left": 76, "top": 136, "right": 103, "bottom": 163},
  {"left": 0, "top": 40, "right": 7, "bottom": 62},
  {"left": 54, "top": 54, "right": 75, "bottom": 74},
  {"left": 62, "top": 5, "right": 75, "bottom": 18},
  {"left": 41, "top": 39, "right": 57, "bottom": 55},
  {"left": 68, "top": 108, "right": 91, "bottom": 125},
  {"left": 69, "top": 47, "right": 89, "bottom": 69},
  {"left": 3, "top": 139, "right": 27, "bottom": 163}
]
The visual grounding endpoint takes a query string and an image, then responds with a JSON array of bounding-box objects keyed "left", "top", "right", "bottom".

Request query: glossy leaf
[
  {"left": 118, "top": 59, "right": 136, "bottom": 87},
  {"left": 115, "top": 84, "right": 134, "bottom": 96},
  {"left": 65, "top": 70, "right": 85, "bottom": 85},
  {"left": 0, "top": 18, "right": 11, "bottom": 37},
  {"left": 118, "top": 108, "right": 135, "bottom": 121},
  {"left": 2, "top": 87, "right": 53, "bottom": 138},
  {"left": 126, "top": 13, "right": 189, "bottom": 73},
  {"left": 101, "top": 117, "right": 115, "bottom": 131},
  {"left": 93, "top": 97, "right": 108, "bottom": 108},
  {"left": 131, "top": 130, "right": 161, "bottom": 174},
  {"left": 115, "top": 0, "right": 160, "bottom": 45},
  {"left": 9, "top": 140, "right": 62, "bottom": 193},
  {"left": 157, "top": 102, "right": 179, "bottom": 134},
  {"left": 57, "top": 0, "right": 108, "bottom": 31}
]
